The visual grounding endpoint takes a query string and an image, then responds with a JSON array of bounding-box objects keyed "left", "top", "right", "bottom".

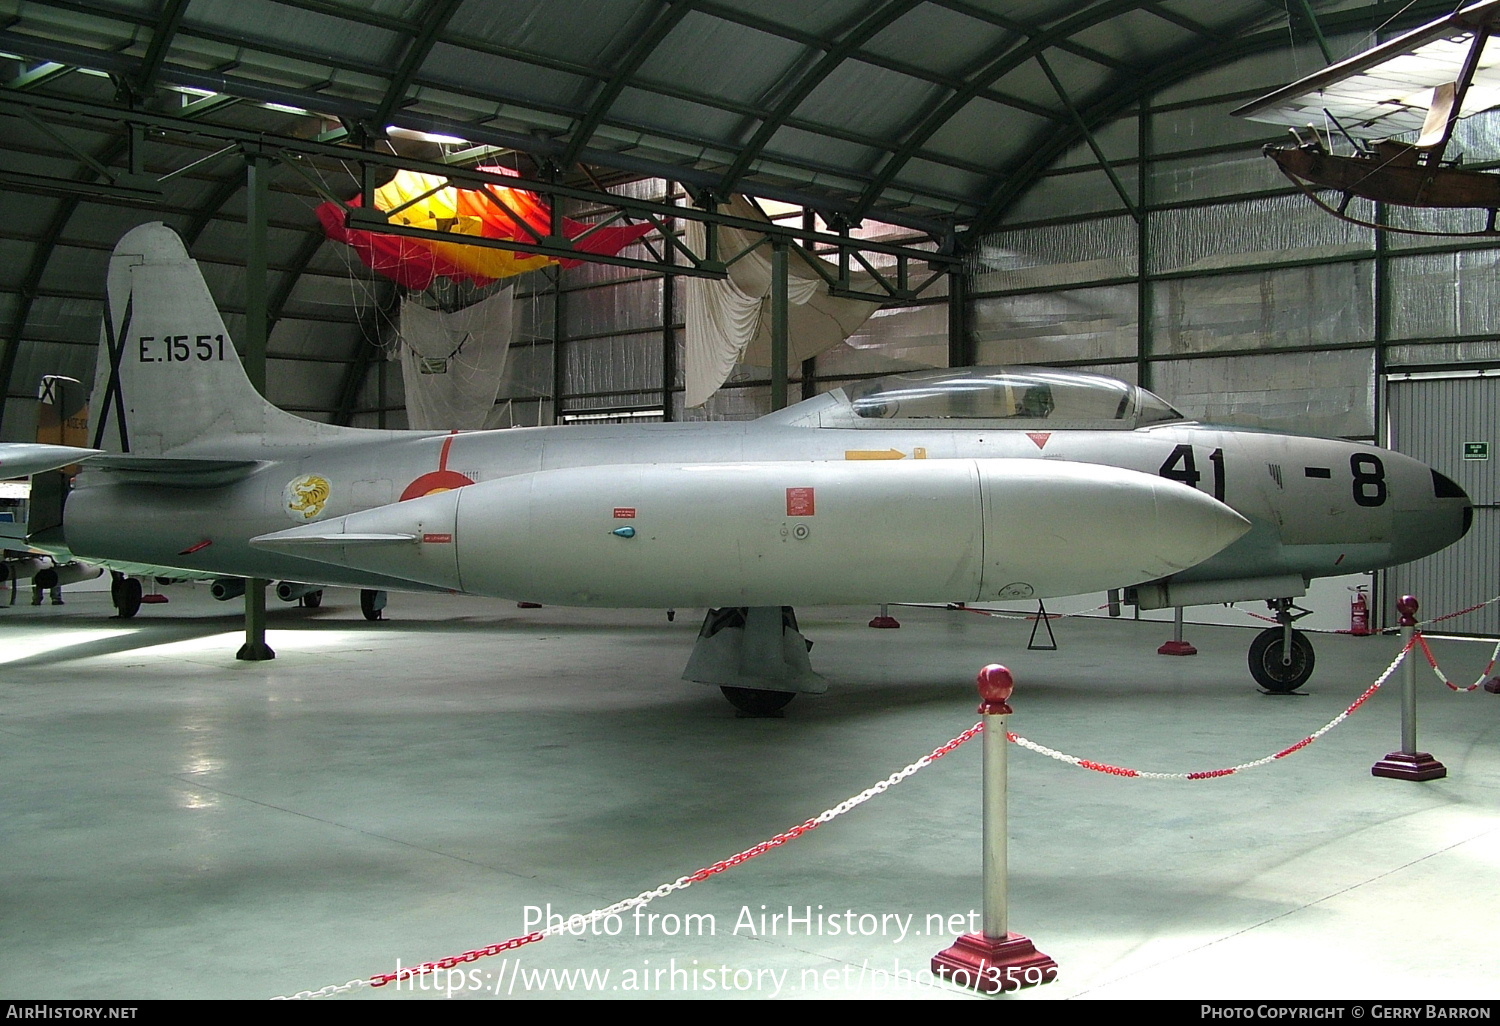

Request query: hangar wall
[{"left": 347, "top": 29, "right": 1500, "bottom": 446}]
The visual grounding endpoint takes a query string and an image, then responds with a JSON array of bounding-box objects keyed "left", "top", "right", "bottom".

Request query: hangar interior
[{"left": 2, "top": 0, "right": 1499, "bottom": 1002}]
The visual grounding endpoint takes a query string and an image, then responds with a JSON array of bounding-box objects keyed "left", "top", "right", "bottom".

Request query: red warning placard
[
  {"left": 786, "top": 487, "right": 815, "bottom": 517},
  {"left": 423, "top": 533, "right": 453, "bottom": 544},
  {"left": 613, "top": 507, "right": 636, "bottom": 519}
]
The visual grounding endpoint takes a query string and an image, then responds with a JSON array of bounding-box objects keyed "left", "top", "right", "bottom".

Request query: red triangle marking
[{"left": 1027, "top": 432, "right": 1051, "bottom": 450}]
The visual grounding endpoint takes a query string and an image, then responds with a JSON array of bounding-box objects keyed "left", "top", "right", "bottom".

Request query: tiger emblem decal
[{"left": 284, "top": 474, "right": 332, "bottom": 521}]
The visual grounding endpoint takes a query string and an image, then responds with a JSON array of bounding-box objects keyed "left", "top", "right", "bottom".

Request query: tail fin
[{"left": 89, "top": 223, "right": 353, "bottom": 455}]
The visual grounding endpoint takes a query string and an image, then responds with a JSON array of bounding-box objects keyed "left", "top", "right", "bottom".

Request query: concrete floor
[{"left": 1, "top": 585, "right": 1497, "bottom": 1001}]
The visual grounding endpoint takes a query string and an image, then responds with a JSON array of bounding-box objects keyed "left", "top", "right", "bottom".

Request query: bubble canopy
[{"left": 839, "top": 367, "right": 1184, "bottom": 428}]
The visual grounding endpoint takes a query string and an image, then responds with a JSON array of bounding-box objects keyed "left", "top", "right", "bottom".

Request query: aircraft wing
[
  {"left": 1233, "top": 0, "right": 1500, "bottom": 138},
  {"left": 0, "top": 443, "right": 103, "bottom": 479},
  {"left": 85, "top": 455, "right": 263, "bottom": 487}
]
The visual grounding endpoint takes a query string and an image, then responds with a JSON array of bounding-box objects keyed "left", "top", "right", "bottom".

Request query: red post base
[
  {"left": 931, "top": 932, "right": 1058, "bottom": 994},
  {"left": 1157, "top": 640, "right": 1197, "bottom": 656},
  {"left": 869, "top": 615, "right": 901, "bottom": 629},
  {"left": 1371, "top": 751, "right": 1447, "bottom": 781},
  {"left": 140, "top": 594, "right": 169, "bottom": 604},
  {"left": 516, "top": 602, "right": 543, "bottom": 608},
  {"left": 1484, "top": 677, "right": 1500, "bottom": 695}
]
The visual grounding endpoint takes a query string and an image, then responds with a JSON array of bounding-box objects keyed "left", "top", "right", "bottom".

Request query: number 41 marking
[{"left": 1158, "top": 444, "right": 1226, "bottom": 502}]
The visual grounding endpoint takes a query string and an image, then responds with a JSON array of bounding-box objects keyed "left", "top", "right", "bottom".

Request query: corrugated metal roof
[{"left": 0, "top": 0, "right": 1468, "bottom": 426}]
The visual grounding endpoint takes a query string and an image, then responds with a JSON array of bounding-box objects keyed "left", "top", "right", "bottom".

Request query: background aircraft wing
[
  {"left": 0, "top": 442, "right": 103, "bottom": 478},
  {"left": 1233, "top": 0, "right": 1500, "bottom": 138}
]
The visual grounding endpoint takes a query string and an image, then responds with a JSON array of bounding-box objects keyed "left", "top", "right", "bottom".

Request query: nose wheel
[
  {"left": 1248, "top": 598, "right": 1315, "bottom": 693},
  {"left": 719, "top": 686, "right": 797, "bottom": 716}
]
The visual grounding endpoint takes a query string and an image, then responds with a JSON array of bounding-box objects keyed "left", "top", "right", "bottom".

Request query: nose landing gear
[{"left": 1248, "top": 598, "right": 1315, "bottom": 693}]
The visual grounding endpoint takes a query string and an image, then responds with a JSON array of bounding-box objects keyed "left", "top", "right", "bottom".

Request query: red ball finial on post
[
  {"left": 977, "top": 664, "right": 1014, "bottom": 715},
  {"left": 1397, "top": 595, "right": 1418, "bottom": 628}
]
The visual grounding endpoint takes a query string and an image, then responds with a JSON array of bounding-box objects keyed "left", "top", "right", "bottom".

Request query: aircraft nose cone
[{"left": 1394, "top": 468, "right": 1473, "bottom": 563}]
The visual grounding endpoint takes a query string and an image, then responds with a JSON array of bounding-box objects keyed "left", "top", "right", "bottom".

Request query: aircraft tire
[
  {"left": 1248, "top": 627, "right": 1315, "bottom": 693},
  {"left": 359, "top": 589, "right": 384, "bottom": 621},
  {"left": 300, "top": 589, "right": 323, "bottom": 609},
  {"left": 720, "top": 686, "right": 796, "bottom": 716},
  {"left": 115, "top": 576, "right": 143, "bottom": 620}
]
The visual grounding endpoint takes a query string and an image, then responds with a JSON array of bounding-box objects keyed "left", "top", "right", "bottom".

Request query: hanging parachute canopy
[{"left": 317, "top": 166, "right": 655, "bottom": 290}]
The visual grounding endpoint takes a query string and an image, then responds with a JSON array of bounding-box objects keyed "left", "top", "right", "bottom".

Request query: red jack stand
[
  {"left": 869, "top": 603, "right": 900, "bottom": 629},
  {"left": 1158, "top": 606, "right": 1196, "bottom": 656},
  {"left": 932, "top": 666, "right": 1057, "bottom": 995}
]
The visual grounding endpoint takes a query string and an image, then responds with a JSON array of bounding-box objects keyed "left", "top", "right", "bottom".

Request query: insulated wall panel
[{"left": 1151, "top": 349, "right": 1375, "bottom": 438}]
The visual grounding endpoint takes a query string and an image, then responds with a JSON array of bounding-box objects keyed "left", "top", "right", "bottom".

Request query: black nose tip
[
  {"left": 1431, "top": 470, "right": 1474, "bottom": 538},
  {"left": 1431, "top": 469, "right": 1468, "bottom": 500}
]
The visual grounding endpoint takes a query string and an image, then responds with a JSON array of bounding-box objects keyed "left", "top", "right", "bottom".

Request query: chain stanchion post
[
  {"left": 869, "top": 603, "right": 901, "bottom": 629},
  {"left": 932, "top": 665, "right": 1057, "bottom": 995},
  {"left": 1373, "top": 595, "right": 1447, "bottom": 781}
]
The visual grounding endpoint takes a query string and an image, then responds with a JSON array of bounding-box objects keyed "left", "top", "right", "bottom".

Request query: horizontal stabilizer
[{"left": 0, "top": 443, "right": 102, "bottom": 478}]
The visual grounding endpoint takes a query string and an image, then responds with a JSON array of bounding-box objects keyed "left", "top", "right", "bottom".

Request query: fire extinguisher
[{"left": 1349, "top": 585, "right": 1371, "bottom": 636}]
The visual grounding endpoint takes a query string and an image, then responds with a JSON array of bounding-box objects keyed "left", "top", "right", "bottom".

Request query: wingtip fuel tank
[{"left": 252, "top": 458, "right": 1250, "bottom": 607}]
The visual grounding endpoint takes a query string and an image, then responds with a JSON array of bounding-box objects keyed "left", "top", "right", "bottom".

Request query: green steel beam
[
  {"left": 771, "top": 239, "right": 789, "bottom": 411},
  {"left": 1036, "top": 52, "right": 1139, "bottom": 223}
]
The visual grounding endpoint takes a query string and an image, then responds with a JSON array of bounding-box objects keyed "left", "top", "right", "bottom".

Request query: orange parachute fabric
[{"left": 317, "top": 166, "right": 654, "bottom": 290}]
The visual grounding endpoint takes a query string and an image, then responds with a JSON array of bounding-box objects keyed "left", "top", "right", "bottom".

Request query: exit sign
[{"left": 1463, "top": 442, "right": 1489, "bottom": 461}]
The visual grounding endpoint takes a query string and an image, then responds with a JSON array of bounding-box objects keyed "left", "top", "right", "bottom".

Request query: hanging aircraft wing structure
[
  {"left": 1234, "top": 0, "right": 1500, "bottom": 231},
  {"left": 1233, "top": 0, "right": 1500, "bottom": 141}
]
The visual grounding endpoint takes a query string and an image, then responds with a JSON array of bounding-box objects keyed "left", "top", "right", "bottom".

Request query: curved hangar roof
[
  {"left": 0, "top": 0, "right": 1467, "bottom": 427},
  {"left": 0, "top": 0, "right": 1448, "bottom": 228}
]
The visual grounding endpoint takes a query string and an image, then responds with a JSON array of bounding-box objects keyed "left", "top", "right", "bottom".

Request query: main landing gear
[
  {"left": 359, "top": 588, "right": 387, "bottom": 621},
  {"left": 111, "top": 572, "right": 142, "bottom": 619},
  {"left": 1248, "top": 597, "right": 1315, "bottom": 693},
  {"left": 683, "top": 606, "right": 825, "bottom": 716}
]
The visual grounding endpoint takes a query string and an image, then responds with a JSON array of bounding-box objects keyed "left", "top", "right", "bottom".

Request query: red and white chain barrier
[
  {"left": 1418, "top": 594, "right": 1500, "bottom": 629},
  {"left": 1005, "top": 637, "right": 1415, "bottom": 780},
  {"left": 1238, "top": 591, "right": 1500, "bottom": 635},
  {"left": 1414, "top": 633, "right": 1500, "bottom": 693},
  {"left": 276, "top": 722, "right": 983, "bottom": 1000}
]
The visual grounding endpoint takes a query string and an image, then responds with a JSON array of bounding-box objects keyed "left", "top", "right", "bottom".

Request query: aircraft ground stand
[
  {"left": 932, "top": 665, "right": 1058, "bottom": 994},
  {"left": 1157, "top": 605, "right": 1196, "bottom": 656},
  {"left": 1372, "top": 595, "right": 1447, "bottom": 781},
  {"left": 1026, "top": 601, "right": 1058, "bottom": 651},
  {"left": 236, "top": 578, "right": 275, "bottom": 661}
]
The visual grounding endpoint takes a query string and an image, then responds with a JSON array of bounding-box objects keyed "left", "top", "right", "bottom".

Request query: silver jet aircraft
[{"left": 14, "top": 224, "right": 1472, "bottom": 712}]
